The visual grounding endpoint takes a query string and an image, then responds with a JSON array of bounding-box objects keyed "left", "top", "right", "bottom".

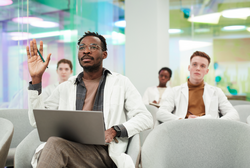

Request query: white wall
[{"left": 125, "top": 0, "right": 170, "bottom": 95}]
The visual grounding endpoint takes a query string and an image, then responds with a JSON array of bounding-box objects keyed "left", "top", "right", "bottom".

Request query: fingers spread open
[
  {"left": 33, "top": 39, "right": 38, "bottom": 56},
  {"left": 39, "top": 41, "right": 43, "bottom": 56},
  {"left": 26, "top": 46, "right": 31, "bottom": 59},
  {"left": 30, "top": 41, "right": 34, "bottom": 57},
  {"left": 45, "top": 53, "right": 52, "bottom": 67}
]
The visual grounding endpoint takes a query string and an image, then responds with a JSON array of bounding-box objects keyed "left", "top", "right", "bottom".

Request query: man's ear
[
  {"left": 188, "top": 65, "right": 190, "bottom": 71},
  {"left": 102, "top": 51, "right": 107, "bottom": 59},
  {"left": 70, "top": 70, "right": 73, "bottom": 74},
  {"left": 206, "top": 68, "right": 209, "bottom": 74}
]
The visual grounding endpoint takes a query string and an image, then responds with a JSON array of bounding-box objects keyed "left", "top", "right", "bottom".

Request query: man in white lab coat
[
  {"left": 157, "top": 51, "right": 239, "bottom": 123},
  {"left": 26, "top": 31, "right": 153, "bottom": 168},
  {"left": 142, "top": 67, "right": 172, "bottom": 107}
]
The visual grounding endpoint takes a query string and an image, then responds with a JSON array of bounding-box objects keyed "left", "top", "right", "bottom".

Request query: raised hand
[{"left": 26, "top": 39, "right": 51, "bottom": 84}]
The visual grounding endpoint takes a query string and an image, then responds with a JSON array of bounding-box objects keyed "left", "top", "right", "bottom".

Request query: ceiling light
[
  {"left": 222, "top": 8, "right": 250, "bottom": 19},
  {"left": 12, "top": 17, "right": 43, "bottom": 24},
  {"left": 30, "top": 21, "right": 59, "bottom": 28},
  {"left": 194, "top": 28, "right": 211, "bottom": 33},
  {"left": 221, "top": 25, "right": 246, "bottom": 31},
  {"left": 169, "top": 29, "right": 182, "bottom": 34},
  {"left": 8, "top": 32, "right": 31, "bottom": 37},
  {"left": 114, "top": 20, "right": 126, "bottom": 28},
  {"left": 179, "top": 40, "right": 212, "bottom": 51},
  {"left": 0, "top": 0, "right": 13, "bottom": 6},
  {"left": 188, "top": 12, "right": 221, "bottom": 24},
  {"left": 111, "top": 31, "right": 125, "bottom": 45},
  {"left": 8, "top": 32, "right": 31, "bottom": 41},
  {"left": 11, "top": 30, "right": 78, "bottom": 41}
]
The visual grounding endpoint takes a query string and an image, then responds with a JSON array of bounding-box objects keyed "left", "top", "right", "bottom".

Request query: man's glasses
[{"left": 77, "top": 44, "right": 102, "bottom": 51}]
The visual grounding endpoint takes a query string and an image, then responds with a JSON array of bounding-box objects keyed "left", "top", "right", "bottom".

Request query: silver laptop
[{"left": 33, "top": 109, "right": 107, "bottom": 145}]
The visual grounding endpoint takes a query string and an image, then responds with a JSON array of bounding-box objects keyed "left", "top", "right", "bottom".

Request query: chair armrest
[
  {"left": 247, "top": 115, "right": 250, "bottom": 124},
  {"left": 15, "top": 129, "right": 43, "bottom": 168},
  {"left": 126, "top": 134, "right": 141, "bottom": 168}
]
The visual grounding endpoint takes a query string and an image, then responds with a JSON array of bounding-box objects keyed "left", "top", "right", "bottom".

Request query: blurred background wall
[{"left": 0, "top": 0, "right": 250, "bottom": 109}]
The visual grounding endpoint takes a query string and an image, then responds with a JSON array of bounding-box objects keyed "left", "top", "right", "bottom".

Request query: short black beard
[{"left": 78, "top": 58, "right": 102, "bottom": 73}]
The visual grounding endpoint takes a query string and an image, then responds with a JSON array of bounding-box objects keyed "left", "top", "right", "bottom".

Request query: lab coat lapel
[
  {"left": 180, "top": 83, "right": 189, "bottom": 117},
  {"left": 70, "top": 84, "right": 77, "bottom": 110},
  {"left": 103, "top": 73, "right": 116, "bottom": 129},
  {"left": 181, "top": 83, "right": 188, "bottom": 101},
  {"left": 203, "top": 83, "right": 214, "bottom": 114}
]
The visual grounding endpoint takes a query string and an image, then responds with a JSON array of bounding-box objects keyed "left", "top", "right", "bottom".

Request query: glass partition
[
  {"left": 0, "top": 0, "right": 125, "bottom": 108},
  {"left": 169, "top": 0, "right": 250, "bottom": 100}
]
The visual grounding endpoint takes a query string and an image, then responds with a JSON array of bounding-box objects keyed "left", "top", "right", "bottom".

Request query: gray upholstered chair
[
  {"left": 144, "top": 105, "right": 158, "bottom": 126},
  {"left": 0, "top": 109, "right": 34, "bottom": 166},
  {"left": 233, "top": 105, "right": 250, "bottom": 123},
  {"left": 247, "top": 115, "right": 250, "bottom": 124},
  {"left": 141, "top": 119, "right": 250, "bottom": 168},
  {"left": 15, "top": 129, "right": 141, "bottom": 168},
  {"left": 140, "top": 105, "right": 158, "bottom": 146},
  {"left": 0, "top": 118, "right": 14, "bottom": 168},
  {"left": 229, "top": 100, "right": 250, "bottom": 106},
  {"left": 125, "top": 133, "right": 141, "bottom": 167}
]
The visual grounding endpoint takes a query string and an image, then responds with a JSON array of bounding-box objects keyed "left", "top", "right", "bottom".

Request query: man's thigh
[{"left": 38, "top": 137, "right": 114, "bottom": 168}]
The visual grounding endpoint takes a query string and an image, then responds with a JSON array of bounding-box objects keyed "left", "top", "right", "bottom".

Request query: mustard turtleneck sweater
[{"left": 186, "top": 80, "right": 205, "bottom": 118}]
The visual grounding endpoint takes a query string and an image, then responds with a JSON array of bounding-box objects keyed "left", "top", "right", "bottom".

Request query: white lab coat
[
  {"left": 42, "top": 82, "right": 59, "bottom": 101},
  {"left": 142, "top": 86, "right": 171, "bottom": 105},
  {"left": 28, "top": 71, "right": 153, "bottom": 168},
  {"left": 157, "top": 82, "right": 239, "bottom": 122}
]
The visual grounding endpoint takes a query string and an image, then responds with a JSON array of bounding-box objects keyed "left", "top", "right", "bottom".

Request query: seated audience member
[
  {"left": 26, "top": 31, "right": 153, "bottom": 168},
  {"left": 143, "top": 67, "right": 172, "bottom": 107},
  {"left": 43, "top": 59, "right": 73, "bottom": 100},
  {"left": 157, "top": 51, "right": 239, "bottom": 122}
]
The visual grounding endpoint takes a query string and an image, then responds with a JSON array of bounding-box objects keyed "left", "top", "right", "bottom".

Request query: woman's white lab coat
[{"left": 142, "top": 86, "right": 171, "bottom": 105}]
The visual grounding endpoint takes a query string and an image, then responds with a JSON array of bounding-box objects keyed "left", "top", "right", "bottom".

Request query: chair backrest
[
  {"left": 0, "top": 118, "right": 14, "bottom": 168},
  {"left": 139, "top": 105, "right": 158, "bottom": 146},
  {"left": 15, "top": 129, "right": 43, "bottom": 168},
  {"left": 145, "top": 105, "right": 158, "bottom": 126},
  {"left": 0, "top": 109, "right": 34, "bottom": 148},
  {"left": 233, "top": 105, "right": 250, "bottom": 123},
  {"left": 229, "top": 100, "right": 250, "bottom": 106},
  {"left": 126, "top": 134, "right": 141, "bottom": 167},
  {"left": 247, "top": 115, "right": 250, "bottom": 124},
  {"left": 0, "top": 109, "right": 34, "bottom": 166},
  {"left": 141, "top": 119, "right": 250, "bottom": 168}
]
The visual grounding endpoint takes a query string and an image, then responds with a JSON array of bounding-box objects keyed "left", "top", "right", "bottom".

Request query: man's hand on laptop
[{"left": 105, "top": 128, "right": 117, "bottom": 143}]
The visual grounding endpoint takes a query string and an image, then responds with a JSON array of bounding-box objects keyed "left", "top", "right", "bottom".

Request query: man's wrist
[
  {"left": 112, "top": 126, "right": 121, "bottom": 137},
  {"left": 31, "top": 77, "right": 42, "bottom": 85}
]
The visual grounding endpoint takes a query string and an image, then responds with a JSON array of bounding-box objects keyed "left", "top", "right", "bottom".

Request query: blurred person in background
[
  {"left": 143, "top": 67, "right": 172, "bottom": 108},
  {"left": 157, "top": 51, "right": 239, "bottom": 122},
  {"left": 43, "top": 59, "right": 73, "bottom": 100}
]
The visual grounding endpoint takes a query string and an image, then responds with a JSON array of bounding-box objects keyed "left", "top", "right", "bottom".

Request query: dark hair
[
  {"left": 190, "top": 51, "right": 210, "bottom": 65},
  {"left": 57, "top": 59, "right": 73, "bottom": 70},
  {"left": 159, "top": 67, "right": 172, "bottom": 78},
  {"left": 77, "top": 31, "right": 107, "bottom": 51}
]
